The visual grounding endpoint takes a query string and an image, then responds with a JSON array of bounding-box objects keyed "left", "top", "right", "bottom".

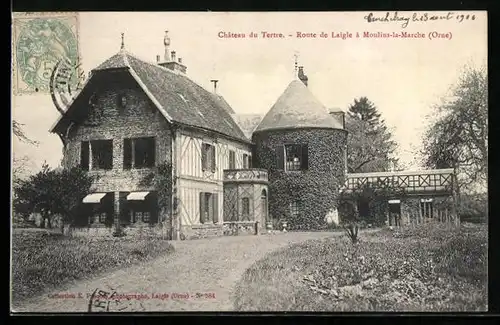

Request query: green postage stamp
[{"left": 12, "top": 12, "right": 80, "bottom": 95}]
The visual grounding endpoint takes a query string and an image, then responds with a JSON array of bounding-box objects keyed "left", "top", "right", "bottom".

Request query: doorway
[{"left": 388, "top": 199, "right": 401, "bottom": 227}]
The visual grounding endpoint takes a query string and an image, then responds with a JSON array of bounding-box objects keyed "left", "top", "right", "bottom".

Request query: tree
[
  {"left": 346, "top": 97, "right": 399, "bottom": 173},
  {"left": 420, "top": 65, "right": 487, "bottom": 193},
  {"left": 12, "top": 121, "right": 38, "bottom": 184},
  {"left": 13, "top": 163, "right": 97, "bottom": 231}
]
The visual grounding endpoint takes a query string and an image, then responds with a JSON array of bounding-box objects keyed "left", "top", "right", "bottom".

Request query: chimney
[
  {"left": 298, "top": 66, "right": 308, "bottom": 86},
  {"left": 210, "top": 79, "right": 219, "bottom": 94},
  {"left": 157, "top": 33, "right": 187, "bottom": 74},
  {"left": 329, "top": 109, "right": 345, "bottom": 129}
]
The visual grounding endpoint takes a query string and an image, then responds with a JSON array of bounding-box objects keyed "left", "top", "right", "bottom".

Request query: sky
[{"left": 12, "top": 11, "right": 487, "bottom": 173}]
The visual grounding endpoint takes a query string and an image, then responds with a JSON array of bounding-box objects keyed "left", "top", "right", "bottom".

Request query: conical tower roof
[{"left": 254, "top": 80, "right": 343, "bottom": 133}]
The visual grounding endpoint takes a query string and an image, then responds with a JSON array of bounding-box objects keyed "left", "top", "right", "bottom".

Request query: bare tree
[{"left": 420, "top": 64, "right": 487, "bottom": 193}]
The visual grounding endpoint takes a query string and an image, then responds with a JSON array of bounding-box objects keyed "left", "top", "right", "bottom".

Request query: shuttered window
[
  {"left": 81, "top": 141, "right": 90, "bottom": 170},
  {"left": 123, "top": 137, "right": 155, "bottom": 169},
  {"left": 202, "top": 143, "right": 216, "bottom": 172},
  {"left": 80, "top": 140, "right": 112, "bottom": 170},
  {"left": 123, "top": 139, "right": 132, "bottom": 169},
  {"left": 228, "top": 150, "right": 236, "bottom": 169},
  {"left": 199, "top": 192, "right": 219, "bottom": 224},
  {"left": 284, "top": 144, "right": 308, "bottom": 171}
]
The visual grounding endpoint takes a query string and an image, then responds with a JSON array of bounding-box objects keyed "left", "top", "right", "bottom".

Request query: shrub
[
  {"left": 343, "top": 223, "right": 359, "bottom": 244},
  {"left": 458, "top": 193, "right": 487, "bottom": 223}
]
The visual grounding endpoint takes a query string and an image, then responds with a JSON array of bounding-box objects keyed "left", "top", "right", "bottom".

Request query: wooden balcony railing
[
  {"left": 343, "top": 168, "right": 455, "bottom": 195},
  {"left": 223, "top": 168, "right": 268, "bottom": 184}
]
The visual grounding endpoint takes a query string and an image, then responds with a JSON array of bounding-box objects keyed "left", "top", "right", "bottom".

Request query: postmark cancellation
[{"left": 12, "top": 12, "right": 80, "bottom": 95}]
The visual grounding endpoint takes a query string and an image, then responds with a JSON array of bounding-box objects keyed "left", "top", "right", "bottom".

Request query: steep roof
[
  {"left": 232, "top": 114, "right": 264, "bottom": 139},
  {"left": 254, "top": 80, "right": 343, "bottom": 133},
  {"left": 51, "top": 50, "right": 249, "bottom": 143}
]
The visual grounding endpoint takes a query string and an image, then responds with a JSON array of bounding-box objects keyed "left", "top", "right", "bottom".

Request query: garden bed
[
  {"left": 11, "top": 229, "right": 174, "bottom": 304},
  {"left": 234, "top": 223, "right": 487, "bottom": 311}
]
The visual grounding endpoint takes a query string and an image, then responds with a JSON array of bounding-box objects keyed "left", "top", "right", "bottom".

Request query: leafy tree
[
  {"left": 346, "top": 97, "right": 398, "bottom": 173},
  {"left": 13, "top": 163, "right": 97, "bottom": 231},
  {"left": 420, "top": 65, "right": 487, "bottom": 193}
]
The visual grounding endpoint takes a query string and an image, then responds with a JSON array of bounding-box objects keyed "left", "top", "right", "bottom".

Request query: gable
[{"left": 51, "top": 51, "right": 250, "bottom": 144}]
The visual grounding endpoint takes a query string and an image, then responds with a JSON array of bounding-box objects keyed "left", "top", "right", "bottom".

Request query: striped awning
[
  {"left": 126, "top": 191, "right": 150, "bottom": 201},
  {"left": 83, "top": 193, "right": 107, "bottom": 204}
]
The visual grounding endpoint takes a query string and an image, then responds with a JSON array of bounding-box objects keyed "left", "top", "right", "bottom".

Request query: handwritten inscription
[{"left": 363, "top": 12, "right": 476, "bottom": 28}]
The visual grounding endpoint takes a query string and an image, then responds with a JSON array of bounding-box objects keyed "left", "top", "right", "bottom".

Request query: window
[
  {"left": 199, "top": 192, "right": 219, "bottom": 223},
  {"left": 228, "top": 150, "right": 236, "bottom": 169},
  {"left": 202, "top": 143, "right": 216, "bottom": 172},
  {"left": 278, "top": 144, "right": 309, "bottom": 171},
  {"left": 81, "top": 140, "right": 113, "bottom": 170},
  {"left": 123, "top": 137, "right": 156, "bottom": 169},
  {"left": 290, "top": 200, "right": 302, "bottom": 219},
  {"left": 242, "top": 197, "right": 251, "bottom": 220},
  {"left": 242, "top": 153, "right": 252, "bottom": 169},
  {"left": 130, "top": 211, "right": 150, "bottom": 223},
  {"left": 420, "top": 199, "right": 434, "bottom": 218},
  {"left": 90, "top": 211, "right": 107, "bottom": 224}
]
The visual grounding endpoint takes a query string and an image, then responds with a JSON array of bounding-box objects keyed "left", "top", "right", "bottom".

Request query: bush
[{"left": 458, "top": 193, "right": 487, "bottom": 223}]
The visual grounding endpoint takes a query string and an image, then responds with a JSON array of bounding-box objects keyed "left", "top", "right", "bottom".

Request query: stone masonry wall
[
  {"left": 252, "top": 128, "right": 347, "bottom": 230},
  {"left": 63, "top": 73, "right": 172, "bottom": 193}
]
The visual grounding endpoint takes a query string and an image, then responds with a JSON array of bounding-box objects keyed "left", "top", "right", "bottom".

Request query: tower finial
[
  {"left": 121, "top": 32, "right": 125, "bottom": 50},
  {"left": 164, "top": 30, "right": 171, "bottom": 62}
]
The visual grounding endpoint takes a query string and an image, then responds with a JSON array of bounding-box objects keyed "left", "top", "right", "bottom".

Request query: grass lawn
[
  {"left": 11, "top": 229, "right": 174, "bottom": 304},
  {"left": 234, "top": 222, "right": 487, "bottom": 312}
]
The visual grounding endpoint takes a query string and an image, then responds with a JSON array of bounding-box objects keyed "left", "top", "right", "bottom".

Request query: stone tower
[{"left": 252, "top": 68, "right": 347, "bottom": 230}]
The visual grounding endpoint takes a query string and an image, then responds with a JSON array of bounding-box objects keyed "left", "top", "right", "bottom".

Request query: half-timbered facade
[
  {"left": 342, "top": 169, "right": 459, "bottom": 226},
  {"left": 50, "top": 34, "right": 267, "bottom": 239},
  {"left": 50, "top": 33, "right": 457, "bottom": 239}
]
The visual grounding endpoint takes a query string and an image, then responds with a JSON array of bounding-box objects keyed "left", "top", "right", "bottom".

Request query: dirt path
[{"left": 12, "top": 231, "right": 337, "bottom": 313}]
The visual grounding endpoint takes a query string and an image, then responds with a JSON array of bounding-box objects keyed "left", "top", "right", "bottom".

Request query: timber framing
[{"left": 343, "top": 168, "right": 455, "bottom": 196}]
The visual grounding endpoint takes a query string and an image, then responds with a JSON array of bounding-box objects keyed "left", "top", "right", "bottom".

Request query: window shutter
[
  {"left": 81, "top": 141, "right": 89, "bottom": 170},
  {"left": 105, "top": 141, "right": 113, "bottom": 170},
  {"left": 199, "top": 192, "right": 206, "bottom": 223},
  {"left": 229, "top": 150, "right": 235, "bottom": 169},
  {"left": 301, "top": 144, "right": 309, "bottom": 170},
  {"left": 201, "top": 144, "right": 207, "bottom": 171},
  {"left": 213, "top": 193, "right": 219, "bottom": 224},
  {"left": 276, "top": 146, "right": 284, "bottom": 170},
  {"left": 210, "top": 145, "right": 216, "bottom": 173},
  {"left": 149, "top": 138, "right": 156, "bottom": 167},
  {"left": 123, "top": 139, "right": 132, "bottom": 169},
  {"left": 248, "top": 155, "right": 252, "bottom": 168}
]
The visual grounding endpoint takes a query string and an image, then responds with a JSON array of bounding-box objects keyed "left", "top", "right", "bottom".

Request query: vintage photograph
[{"left": 11, "top": 11, "right": 487, "bottom": 312}]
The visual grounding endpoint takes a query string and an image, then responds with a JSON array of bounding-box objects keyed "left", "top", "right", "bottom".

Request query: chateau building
[{"left": 50, "top": 33, "right": 458, "bottom": 239}]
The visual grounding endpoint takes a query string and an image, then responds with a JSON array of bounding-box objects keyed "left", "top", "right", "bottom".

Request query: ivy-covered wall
[{"left": 252, "top": 128, "right": 347, "bottom": 230}]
